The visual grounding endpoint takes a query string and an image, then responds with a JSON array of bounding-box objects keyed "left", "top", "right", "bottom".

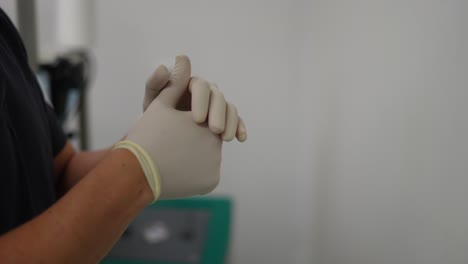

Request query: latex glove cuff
[{"left": 114, "top": 140, "right": 161, "bottom": 202}]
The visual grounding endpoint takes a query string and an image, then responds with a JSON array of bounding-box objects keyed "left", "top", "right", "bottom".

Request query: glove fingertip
[
  {"left": 237, "top": 132, "right": 247, "bottom": 142},
  {"left": 236, "top": 117, "right": 247, "bottom": 142}
]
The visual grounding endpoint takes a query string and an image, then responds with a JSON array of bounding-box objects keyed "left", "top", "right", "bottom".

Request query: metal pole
[
  {"left": 80, "top": 89, "right": 89, "bottom": 150},
  {"left": 16, "top": 0, "right": 38, "bottom": 71}
]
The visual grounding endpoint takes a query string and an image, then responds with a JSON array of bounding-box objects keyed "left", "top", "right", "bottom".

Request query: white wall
[{"left": 309, "top": 1, "right": 468, "bottom": 264}]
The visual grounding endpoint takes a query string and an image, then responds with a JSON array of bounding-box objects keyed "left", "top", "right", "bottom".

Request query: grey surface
[
  {"left": 16, "top": 0, "right": 38, "bottom": 70},
  {"left": 108, "top": 209, "right": 210, "bottom": 263}
]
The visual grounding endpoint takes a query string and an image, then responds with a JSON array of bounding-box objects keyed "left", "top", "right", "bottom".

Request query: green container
[{"left": 102, "top": 196, "right": 232, "bottom": 264}]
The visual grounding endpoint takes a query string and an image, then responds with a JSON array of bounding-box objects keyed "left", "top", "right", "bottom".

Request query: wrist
[
  {"left": 110, "top": 148, "right": 155, "bottom": 205},
  {"left": 113, "top": 140, "right": 162, "bottom": 202}
]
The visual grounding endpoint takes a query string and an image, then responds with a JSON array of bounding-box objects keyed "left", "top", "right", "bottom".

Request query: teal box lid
[{"left": 102, "top": 196, "right": 232, "bottom": 264}]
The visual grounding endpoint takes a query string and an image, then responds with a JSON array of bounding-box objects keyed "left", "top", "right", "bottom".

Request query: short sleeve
[{"left": 45, "top": 104, "right": 67, "bottom": 156}]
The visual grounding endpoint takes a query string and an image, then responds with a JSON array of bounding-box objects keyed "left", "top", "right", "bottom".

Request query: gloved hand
[
  {"left": 144, "top": 57, "right": 247, "bottom": 142},
  {"left": 115, "top": 55, "right": 222, "bottom": 200}
]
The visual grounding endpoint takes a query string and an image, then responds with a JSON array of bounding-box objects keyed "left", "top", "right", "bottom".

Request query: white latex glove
[
  {"left": 115, "top": 55, "right": 222, "bottom": 200},
  {"left": 144, "top": 57, "right": 247, "bottom": 142}
]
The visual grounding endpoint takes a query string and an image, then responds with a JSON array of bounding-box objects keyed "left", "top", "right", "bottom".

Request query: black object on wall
[{"left": 39, "top": 51, "right": 93, "bottom": 150}]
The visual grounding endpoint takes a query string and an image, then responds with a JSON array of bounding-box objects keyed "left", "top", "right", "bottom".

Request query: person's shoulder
[{"left": 0, "top": 8, "right": 29, "bottom": 66}]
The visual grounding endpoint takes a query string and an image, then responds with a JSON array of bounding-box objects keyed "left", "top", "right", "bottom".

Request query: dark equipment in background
[
  {"left": 39, "top": 51, "right": 92, "bottom": 150},
  {"left": 17, "top": 0, "right": 93, "bottom": 150}
]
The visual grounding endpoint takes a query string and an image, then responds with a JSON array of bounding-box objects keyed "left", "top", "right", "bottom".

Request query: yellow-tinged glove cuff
[{"left": 113, "top": 140, "right": 161, "bottom": 202}]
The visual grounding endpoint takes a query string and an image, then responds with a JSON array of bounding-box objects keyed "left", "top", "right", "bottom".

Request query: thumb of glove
[
  {"left": 143, "top": 64, "right": 171, "bottom": 111},
  {"left": 156, "top": 55, "right": 192, "bottom": 108}
]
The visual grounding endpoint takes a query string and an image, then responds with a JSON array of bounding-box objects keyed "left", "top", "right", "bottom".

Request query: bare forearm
[
  {"left": 61, "top": 148, "right": 111, "bottom": 191},
  {"left": 0, "top": 149, "right": 152, "bottom": 263}
]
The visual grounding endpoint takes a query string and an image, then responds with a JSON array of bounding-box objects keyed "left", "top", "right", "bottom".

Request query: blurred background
[{"left": 2, "top": 0, "right": 468, "bottom": 263}]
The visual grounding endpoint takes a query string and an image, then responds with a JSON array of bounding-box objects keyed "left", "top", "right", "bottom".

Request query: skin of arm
[
  {"left": 0, "top": 148, "right": 153, "bottom": 263},
  {"left": 54, "top": 141, "right": 112, "bottom": 193}
]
